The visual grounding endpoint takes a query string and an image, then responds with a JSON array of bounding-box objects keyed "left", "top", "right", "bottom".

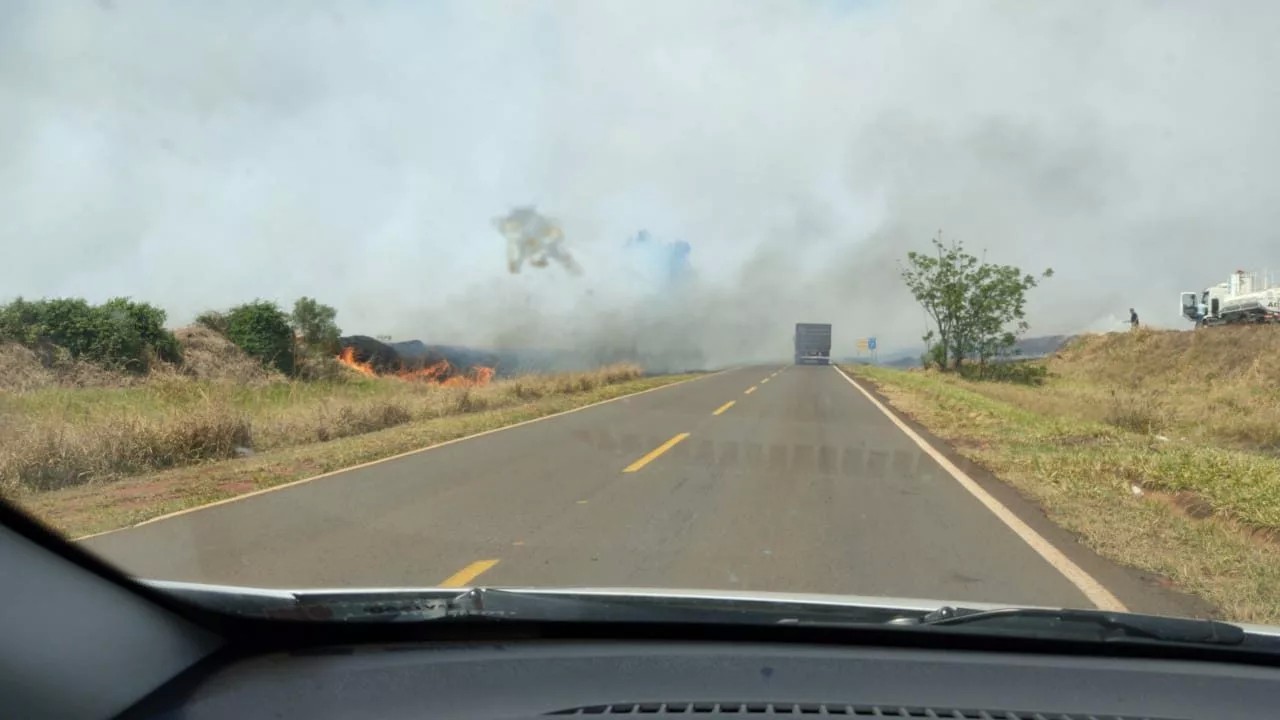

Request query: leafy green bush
[
  {"left": 103, "top": 297, "right": 182, "bottom": 365},
  {"left": 224, "top": 301, "right": 296, "bottom": 375},
  {"left": 0, "top": 298, "right": 42, "bottom": 344},
  {"left": 0, "top": 296, "right": 180, "bottom": 372},
  {"left": 194, "top": 310, "right": 228, "bottom": 335}
]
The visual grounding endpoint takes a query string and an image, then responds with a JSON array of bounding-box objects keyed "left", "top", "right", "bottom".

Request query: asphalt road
[{"left": 82, "top": 365, "right": 1197, "bottom": 613}]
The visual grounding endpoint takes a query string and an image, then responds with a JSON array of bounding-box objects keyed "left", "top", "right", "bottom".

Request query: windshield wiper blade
[
  {"left": 899, "top": 606, "right": 1246, "bottom": 646},
  {"left": 269, "top": 587, "right": 930, "bottom": 626}
]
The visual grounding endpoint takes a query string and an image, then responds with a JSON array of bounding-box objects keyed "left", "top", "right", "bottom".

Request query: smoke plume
[{"left": 3, "top": 1, "right": 1279, "bottom": 369}]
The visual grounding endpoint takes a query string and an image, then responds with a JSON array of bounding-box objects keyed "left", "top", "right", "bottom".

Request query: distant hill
[
  {"left": 389, "top": 340, "right": 501, "bottom": 372},
  {"left": 384, "top": 340, "right": 606, "bottom": 376},
  {"left": 871, "top": 334, "right": 1077, "bottom": 369},
  {"left": 1014, "top": 334, "right": 1075, "bottom": 359}
]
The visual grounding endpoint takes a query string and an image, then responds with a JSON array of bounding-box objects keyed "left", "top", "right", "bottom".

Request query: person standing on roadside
[{"left": 1129, "top": 308, "right": 1140, "bottom": 329}]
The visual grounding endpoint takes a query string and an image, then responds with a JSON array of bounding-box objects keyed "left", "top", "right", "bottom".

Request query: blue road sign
[{"left": 868, "top": 337, "right": 877, "bottom": 350}]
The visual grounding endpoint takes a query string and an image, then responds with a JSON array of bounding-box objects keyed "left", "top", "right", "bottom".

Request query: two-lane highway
[{"left": 82, "top": 365, "right": 1190, "bottom": 613}]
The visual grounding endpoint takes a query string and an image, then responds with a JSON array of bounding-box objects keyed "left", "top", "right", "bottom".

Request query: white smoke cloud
[{"left": 3, "top": 1, "right": 1279, "bottom": 366}]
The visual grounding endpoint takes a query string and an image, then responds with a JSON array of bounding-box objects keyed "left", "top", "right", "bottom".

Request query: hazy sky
[{"left": 4, "top": 1, "right": 1279, "bottom": 363}]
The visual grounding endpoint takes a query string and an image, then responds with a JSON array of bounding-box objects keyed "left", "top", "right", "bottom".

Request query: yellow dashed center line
[
  {"left": 439, "top": 559, "right": 500, "bottom": 588},
  {"left": 761, "top": 377, "right": 770, "bottom": 384},
  {"left": 712, "top": 400, "right": 736, "bottom": 416},
  {"left": 745, "top": 386, "right": 757, "bottom": 395},
  {"left": 623, "top": 432, "right": 691, "bottom": 473}
]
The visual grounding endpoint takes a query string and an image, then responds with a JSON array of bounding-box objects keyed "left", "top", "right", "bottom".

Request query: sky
[{"left": 3, "top": 0, "right": 1280, "bottom": 367}]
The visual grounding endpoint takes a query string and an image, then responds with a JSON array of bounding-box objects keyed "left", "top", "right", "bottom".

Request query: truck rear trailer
[{"left": 794, "top": 323, "right": 832, "bottom": 365}]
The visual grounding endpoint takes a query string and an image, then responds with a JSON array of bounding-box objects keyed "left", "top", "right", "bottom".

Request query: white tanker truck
[{"left": 1180, "top": 270, "right": 1280, "bottom": 326}]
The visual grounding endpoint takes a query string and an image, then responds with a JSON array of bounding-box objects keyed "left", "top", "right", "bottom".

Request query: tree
[
  {"left": 290, "top": 297, "right": 341, "bottom": 355},
  {"left": 901, "top": 233, "right": 1051, "bottom": 372},
  {"left": 225, "top": 301, "right": 296, "bottom": 375}
]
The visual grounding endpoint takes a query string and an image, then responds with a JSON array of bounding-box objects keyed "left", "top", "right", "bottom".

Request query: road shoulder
[{"left": 840, "top": 365, "right": 1215, "bottom": 621}]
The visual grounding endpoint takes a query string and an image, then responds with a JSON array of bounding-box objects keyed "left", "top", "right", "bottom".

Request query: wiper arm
[{"left": 897, "top": 606, "right": 1246, "bottom": 646}]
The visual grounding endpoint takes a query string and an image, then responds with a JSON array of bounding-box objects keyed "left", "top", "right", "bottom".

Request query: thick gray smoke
[{"left": 4, "top": 1, "right": 1280, "bottom": 368}]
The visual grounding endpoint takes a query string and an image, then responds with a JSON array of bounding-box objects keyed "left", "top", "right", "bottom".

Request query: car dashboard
[{"left": 125, "top": 638, "right": 1279, "bottom": 719}]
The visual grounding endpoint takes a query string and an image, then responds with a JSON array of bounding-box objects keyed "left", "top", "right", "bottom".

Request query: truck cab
[
  {"left": 1180, "top": 291, "right": 1210, "bottom": 324},
  {"left": 1182, "top": 282, "right": 1234, "bottom": 326}
]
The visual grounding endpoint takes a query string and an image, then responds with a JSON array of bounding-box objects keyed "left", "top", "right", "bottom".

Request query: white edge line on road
[
  {"left": 75, "top": 368, "right": 734, "bottom": 542},
  {"left": 830, "top": 365, "right": 1128, "bottom": 613}
]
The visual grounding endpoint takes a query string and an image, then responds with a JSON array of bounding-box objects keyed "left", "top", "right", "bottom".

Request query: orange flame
[
  {"left": 396, "top": 359, "right": 453, "bottom": 381},
  {"left": 336, "top": 347, "right": 377, "bottom": 377},
  {"left": 335, "top": 347, "right": 495, "bottom": 386},
  {"left": 441, "top": 365, "right": 496, "bottom": 387}
]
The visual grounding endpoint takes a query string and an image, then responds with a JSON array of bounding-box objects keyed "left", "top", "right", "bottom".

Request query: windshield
[{"left": 3, "top": 1, "right": 1279, "bottom": 646}]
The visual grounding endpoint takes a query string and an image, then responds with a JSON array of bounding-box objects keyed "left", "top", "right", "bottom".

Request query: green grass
[
  {"left": 846, "top": 363, "right": 1280, "bottom": 624},
  {"left": 12, "top": 372, "right": 696, "bottom": 539}
]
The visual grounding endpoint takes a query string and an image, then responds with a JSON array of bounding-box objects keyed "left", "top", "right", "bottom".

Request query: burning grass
[
  {"left": 846, "top": 345, "right": 1280, "bottom": 624},
  {"left": 0, "top": 363, "right": 648, "bottom": 496},
  {"left": 334, "top": 345, "right": 497, "bottom": 386}
]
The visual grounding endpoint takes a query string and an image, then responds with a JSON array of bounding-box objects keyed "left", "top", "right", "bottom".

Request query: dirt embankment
[{"left": 985, "top": 326, "right": 1280, "bottom": 452}]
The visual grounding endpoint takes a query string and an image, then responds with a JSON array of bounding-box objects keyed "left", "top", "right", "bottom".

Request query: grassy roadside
[
  {"left": 845, "top": 363, "right": 1280, "bottom": 624},
  {"left": 976, "top": 328, "right": 1280, "bottom": 452},
  {"left": 10, "top": 373, "right": 695, "bottom": 539},
  {"left": 1, "top": 361, "right": 650, "bottom": 493}
]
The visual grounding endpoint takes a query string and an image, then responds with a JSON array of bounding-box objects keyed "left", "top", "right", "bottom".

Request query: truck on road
[
  {"left": 794, "top": 323, "right": 832, "bottom": 365},
  {"left": 1180, "top": 270, "right": 1280, "bottom": 326}
]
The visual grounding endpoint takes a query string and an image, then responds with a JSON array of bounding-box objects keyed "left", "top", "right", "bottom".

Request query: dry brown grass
[
  {"left": 171, "top": 325, "right": 278, "bottom": 384},
  {"left": 0, "top": 343, "right": 55, "bottom": 392},
  {"left": 0, "top": 361, "right": 647, "bottom": 494},
  {"left": 0, "top": 341, "right": 145, "bottom": 392},
  {"left": 2, "top": 405, "right": 253, "bottom": 491}
]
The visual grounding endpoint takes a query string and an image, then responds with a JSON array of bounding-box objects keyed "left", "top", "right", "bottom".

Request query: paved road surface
[{"left": 83, "top": 365, "right": 1193, "bottom": 613}]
